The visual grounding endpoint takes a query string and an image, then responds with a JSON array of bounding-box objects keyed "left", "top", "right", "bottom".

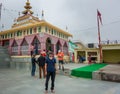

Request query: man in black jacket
[
  {"left": 37, "top": 53, "right": 46, "bottom": 79},
  {"left": 31, "top": 54, "right": 37, "bottom": 77}
]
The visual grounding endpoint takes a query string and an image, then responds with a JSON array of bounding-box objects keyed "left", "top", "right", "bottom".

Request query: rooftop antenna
[
  {"left": 42, "top": 10, "right": 44, "bottom": 20},
  {"left": 66, "top": 26, "right": 68, "bottom": 31}
]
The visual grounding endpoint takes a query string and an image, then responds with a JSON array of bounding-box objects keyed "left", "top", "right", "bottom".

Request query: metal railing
[{"left": 87, "top": 40, "right": 120, "bottom": 48}]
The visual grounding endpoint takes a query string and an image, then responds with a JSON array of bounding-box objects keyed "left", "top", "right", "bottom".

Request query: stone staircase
[{"left": 0, "top": 46, "right": 11, "bottom": 68}]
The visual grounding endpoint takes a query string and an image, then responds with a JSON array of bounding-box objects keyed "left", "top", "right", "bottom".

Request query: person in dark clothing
[
  {"left": 37, "top": 53, "right": 46, "bottom": 79},
  {"left": 45, "top": 52, "right": 57, "bottom": 93},
  {"left": 30, "top": 44, "right": 34, "bottom": 57},
  {"left": 31, "top": 54, "right": 37, "bottom": 77},
  {"left": 34, "top": 43, "right": 38, "bottom": 55}
]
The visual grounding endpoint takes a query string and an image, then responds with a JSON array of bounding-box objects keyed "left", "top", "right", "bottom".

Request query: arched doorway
[
  {"left": 21, "top": 39, "right": 29, "bottom": 55},
  {"left": 31, "top": 36, "right": 40, "bottom": 55},
  {"left": 56, "top": 40, "right": 61, "bottom": 54},
  {"left": 63, "top": 42, "right": 68, "bottom": 55},
  {"left": 11, "top": 40, "right": 18, "bottom": 55},
  {"left": 46, "top": 38, "right": 52, "bottom": 51},
  {"left": 2, "top": 39, "right": 9, "bottom": 47}
]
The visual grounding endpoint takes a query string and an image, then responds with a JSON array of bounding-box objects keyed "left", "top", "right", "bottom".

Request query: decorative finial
[
  {"left": 22, "top": 0, "right": 33, "bottom": 15},
  {"left": 42, "top": 10, "right": 44, "bottom": 20}
]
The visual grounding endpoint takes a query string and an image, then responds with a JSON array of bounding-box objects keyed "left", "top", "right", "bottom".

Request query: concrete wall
[{"left": 10, "top": 56, "right": 40, "bottom": 71}]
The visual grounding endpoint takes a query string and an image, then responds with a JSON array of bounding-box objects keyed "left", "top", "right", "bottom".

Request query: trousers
[{"left": 45, "top": 72, "right": 56, "bottom": 90}]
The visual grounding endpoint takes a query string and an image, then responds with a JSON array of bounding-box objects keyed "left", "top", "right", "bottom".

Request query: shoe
[
  {"left": 45, "top": 90, "right": 48, "bottom": 94},
  {"left": 51, "top": 90, "right": 55, "bottom": 93}
]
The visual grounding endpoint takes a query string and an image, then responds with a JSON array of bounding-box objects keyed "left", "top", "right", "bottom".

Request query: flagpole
[
  {"left": 97, "top": 11, "right": 103, "bottom": 63},
  {"left": 0, "top": 3, "right": 2, "bottom": 21}
]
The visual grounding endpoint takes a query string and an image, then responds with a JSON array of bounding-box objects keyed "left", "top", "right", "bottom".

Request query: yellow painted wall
[{"left": 103, "top": 50, "right": 120, "bottom": 63}]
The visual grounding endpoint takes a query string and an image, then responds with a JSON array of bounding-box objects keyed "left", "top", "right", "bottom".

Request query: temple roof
[
  {"left": 0, "top": 21, "right": 72, "bottom": 37},
  {"left": 0, "top": 0, "right": 72, "bottom": 37}
]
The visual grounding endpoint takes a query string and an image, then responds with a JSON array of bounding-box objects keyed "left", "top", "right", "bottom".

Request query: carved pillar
[
  {"left": 74, "top": 50, "right": 78, "bottom": 63},
  {"left": 28, "top": 44, "right": 31, "bottom": 55},
  {"left": 18, "top": 45, "right": 21, "bottom": 55},
  {"left": 41, "top": 42, "right": 46, "bottom": 52}
]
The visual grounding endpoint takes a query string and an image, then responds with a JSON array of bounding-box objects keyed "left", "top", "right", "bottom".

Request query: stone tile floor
[{"left": 0, "top": 63, "right": 120, "bottom": 94}]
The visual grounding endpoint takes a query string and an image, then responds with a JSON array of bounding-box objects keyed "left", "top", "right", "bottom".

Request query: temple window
[
  {"left": 61, "top": 33, "right": 63, "bottom": 38},
  {"left": 54, "top": 30, "right": 56, "bottom": 35},
  {"left": 3, "top": 35, "right": 4, "bottom": 39},
  {"left": 30, "top": 28, "right": 32, "bottom": 34},
  {"left": 60, "top": 33, "right": 62, "bottom": 38},
  {"left": 11, "top": 33, "right": 13, "bottom": 38},
  {"left": 38, "top": 26, "right": 41, "bottom": 32},
  {"left": 8, "top": 33, "right": 10, "bottom": 38},
  {"left": 52, "top": 29, "right": 54, "bottom": 35},
  {"left": 17, "top": 31, "right": 20, "bottom": 36},
  {"left": 5, "top": 34, "right": 7, "bottom": 38},
  {"left": 19, "top": 30, "right": 22, "bottom": 36},
  {"left": 45, "top": 26, "right": 48, "bottom": 32}
]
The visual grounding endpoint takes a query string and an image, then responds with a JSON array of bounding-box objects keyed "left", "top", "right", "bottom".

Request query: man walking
[
  {"left": 57, "top": 50, "right": 64, "bottom": 71},
  {"left": 45, "top": 52, "right": 57, "bottom": 93},
  {"left": 37, "top": 53, "right": 46, "bottom": 79}
]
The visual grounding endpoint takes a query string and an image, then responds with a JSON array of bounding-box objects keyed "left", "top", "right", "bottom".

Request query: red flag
[
  {"left": 0, "top": 3, "right": 2, "bottom": 20},
  {"left": 97, "top": 10, "right": 102, "bottom": 25}
]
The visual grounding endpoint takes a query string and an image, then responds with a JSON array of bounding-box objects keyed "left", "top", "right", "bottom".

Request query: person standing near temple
[
  {"left": 31, "top": 54, "right": 37, "bottom": 77},
  {"left": 42, "top": 49, "right": 46, "bottom": 57},
  {"left": 72, "top": 53, "right": 75, "bottom": 63},
  {"left": 88, "top": 54, "right": 92, "bottom": 64},
  {"left": 57, "top": 50, "right": 64, "bottom": 71},
  {"left": 30, "top": 44, "right": 34, "bottom": 57},
  {"left": 34, "top": 43, "right": 38, "bottom": 55},
  {"left": 45, "top": 52, "right": 57, "bottom": 93},
  {"left": 37, "top": 53, "right": 46, "bottom": 79}
]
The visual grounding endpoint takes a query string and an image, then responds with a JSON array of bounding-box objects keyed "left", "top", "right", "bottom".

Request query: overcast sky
[{"left": 0, "top": 0, "right": 120, "bottom": 44}]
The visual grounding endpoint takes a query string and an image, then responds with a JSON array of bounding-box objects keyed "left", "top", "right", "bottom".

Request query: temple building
[{"left": 0, "top": 0, "right": 72, "bottom": 56}]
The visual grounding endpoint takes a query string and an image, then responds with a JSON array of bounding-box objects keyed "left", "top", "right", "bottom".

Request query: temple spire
[{"left": 22, "top": 0, "right": 33, "bottom": 15}]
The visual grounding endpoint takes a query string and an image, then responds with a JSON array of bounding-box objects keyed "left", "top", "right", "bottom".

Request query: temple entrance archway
[
  {"left": 31, "top": 36, "right": 40, "bottom": 55},
  {"left": 56, "top": 40, "right": 61, "bottom": 54},
  {"left": 46, "top": 38, "right": 52, "bottom": 51}
]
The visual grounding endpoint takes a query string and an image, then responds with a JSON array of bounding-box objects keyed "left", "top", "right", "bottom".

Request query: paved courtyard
[{"left": 0, "top": 64, "right": 120, "bottom": 94}]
